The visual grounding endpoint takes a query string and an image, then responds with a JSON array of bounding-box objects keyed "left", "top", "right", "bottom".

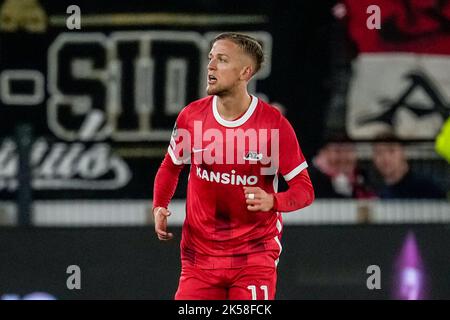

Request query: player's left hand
[{"left": 243, "top": 186, "right": 275, "bottom": 212}]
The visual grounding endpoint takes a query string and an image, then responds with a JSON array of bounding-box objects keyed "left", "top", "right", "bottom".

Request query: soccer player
[{"left": 152, "top": 32, "right": 315, "bottom": 300}]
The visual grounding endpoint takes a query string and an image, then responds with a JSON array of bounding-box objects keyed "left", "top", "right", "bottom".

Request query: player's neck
[{"left": 216, "top": 91, "right": 252, "bottom": 121}]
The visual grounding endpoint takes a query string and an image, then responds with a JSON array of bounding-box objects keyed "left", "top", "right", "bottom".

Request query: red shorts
[{"left": 174, "top": 265, "right": 277, "bottom": 300}]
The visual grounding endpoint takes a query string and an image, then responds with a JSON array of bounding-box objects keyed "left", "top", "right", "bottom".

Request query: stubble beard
[
  {"left": 207, "top": 84, "right": 223, "bottom": 96},
  {"left": 206, "top": 82, "right": 234, "bottom": 97}
]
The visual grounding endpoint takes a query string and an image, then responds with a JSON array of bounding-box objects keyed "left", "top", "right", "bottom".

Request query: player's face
[{"left": 206, "top": 39, "right": 253, "bottom": 96}]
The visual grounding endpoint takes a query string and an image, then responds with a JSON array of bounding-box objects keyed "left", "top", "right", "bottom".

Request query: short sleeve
[{"left": 278, "top": 116, "right": 308, "bottom": 181}]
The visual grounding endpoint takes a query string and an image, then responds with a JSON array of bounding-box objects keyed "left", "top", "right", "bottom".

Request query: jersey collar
[{"left": 212, "top": 95, "right": 258, "bottom": 128}]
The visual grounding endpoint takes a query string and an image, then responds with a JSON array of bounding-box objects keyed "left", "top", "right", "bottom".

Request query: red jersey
[{"left": 166, "top": 95, "right": 309, "bottom": 269}]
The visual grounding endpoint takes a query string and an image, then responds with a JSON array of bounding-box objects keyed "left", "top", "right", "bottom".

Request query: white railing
[{"left": 1, "top": 199, "right": 449, "bottom": 226}]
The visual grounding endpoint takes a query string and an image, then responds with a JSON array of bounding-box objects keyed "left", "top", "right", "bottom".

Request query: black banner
[{"left": 0, "top": 0, "right": 336, "bottom": 200}]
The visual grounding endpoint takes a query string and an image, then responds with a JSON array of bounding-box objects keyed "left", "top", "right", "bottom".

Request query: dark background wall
[{"left": 1, "top": 225, "right": 449, "bottom": 299}]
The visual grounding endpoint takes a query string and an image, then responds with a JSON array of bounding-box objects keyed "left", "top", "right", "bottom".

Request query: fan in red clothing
[{"left": 153, "top": 32, "right": 315, "bottom": 300}]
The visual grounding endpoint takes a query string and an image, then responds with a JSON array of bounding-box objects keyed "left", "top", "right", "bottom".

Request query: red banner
[{"left": 344, "top": 0, "right": 450, "bottom": 54}]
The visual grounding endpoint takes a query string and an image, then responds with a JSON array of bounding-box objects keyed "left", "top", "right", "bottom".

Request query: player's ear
[{"left": 240, "top": 65, "right": 253, "bottom": 81}]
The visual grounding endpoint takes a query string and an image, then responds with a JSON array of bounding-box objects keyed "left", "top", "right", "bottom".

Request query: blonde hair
[{"left": 214, "top": 32, "right": 264, "bottom": 75}]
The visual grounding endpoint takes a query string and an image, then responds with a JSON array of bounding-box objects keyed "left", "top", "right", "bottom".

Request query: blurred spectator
[
  {"left": 372, "top": 135, "right": 446, "bottom": 199},
  {"left": 308, "top": 135, "right": 376, "bottom": 199}
]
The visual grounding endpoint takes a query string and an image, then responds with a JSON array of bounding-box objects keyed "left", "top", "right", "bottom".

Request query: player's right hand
[{"left": 153, "top": 207, "right": 174, "bottom": 241}]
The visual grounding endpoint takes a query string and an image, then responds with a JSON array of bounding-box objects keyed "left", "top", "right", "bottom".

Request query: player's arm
[
  {"left": 152, "top": 109, "right": 189, "bottom": 240},
  {"left": 273, "top": 169, "right": 314, "bottom": 212},
  {"left": 153, "top": 153, "right": 184, "bottom": 240},
  {"left": 244, "top": 170, "right": 314, "bottom": 212},
  {"left": 244, "top": 115, "right": 314, "bottom": 212}
]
